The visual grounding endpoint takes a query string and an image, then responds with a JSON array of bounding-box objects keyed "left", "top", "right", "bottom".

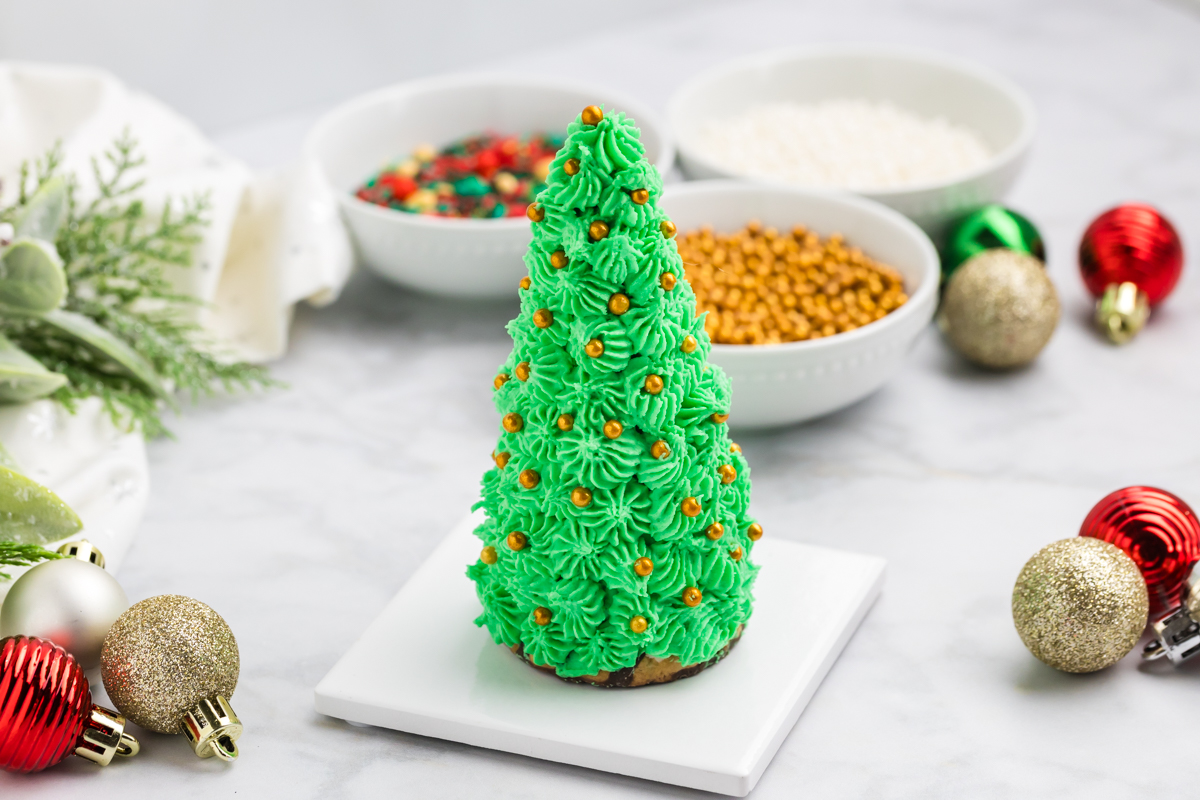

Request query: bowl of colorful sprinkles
[
  {"left": 307, "top": 74, "right": 672, "bottom": 298},
  {"left": 668, "top": 45, "right": 1035, "bottom": 238},
  {"left": 660, "top": 181, "right": 938, "bottom": 428}
]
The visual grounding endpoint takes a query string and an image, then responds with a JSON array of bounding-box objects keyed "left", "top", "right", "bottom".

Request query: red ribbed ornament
[
  {"left": 1079, "top": 487, "right": 1200, "bottom": 618},
  {"left": 1079, "top": 204, "right": 1183, "bottom": 305},
  {"left": 0, "top": 636, "right": 91, "bottom": 773}
]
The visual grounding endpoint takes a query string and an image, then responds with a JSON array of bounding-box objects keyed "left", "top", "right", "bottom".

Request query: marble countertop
[{"left": 6, "top": 0, "right": 1200, "bottom": 797}]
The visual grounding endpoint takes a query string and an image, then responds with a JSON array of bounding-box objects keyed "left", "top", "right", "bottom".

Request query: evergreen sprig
[
  {"left": 0, "top": 134, "right": 273, "bottom": 437},
  {"left": 0, "top": 542, "right": 61, "bottom": 581}
]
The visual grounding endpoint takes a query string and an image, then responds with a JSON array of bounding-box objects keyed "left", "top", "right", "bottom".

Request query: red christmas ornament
[
  {"left": 0, "top": 636, "right": 138, "bottom": 773},
  {"left": 1079, "top": 487, "right": 1200, "bottom": 618},
  {"left": 1079, "top": 204, "right": 1184, "bottom": 343}
]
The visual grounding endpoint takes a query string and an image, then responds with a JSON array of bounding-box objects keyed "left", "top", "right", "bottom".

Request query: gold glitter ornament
[
  {"left": 101, "top": 595, "right": 243, "bottom": 760},
  {"left": 938, "top": 249, "right": 1060, "bottom": 369},
  {"left": 1012, "top": 538, "right": 1148, "bottom": 673}
]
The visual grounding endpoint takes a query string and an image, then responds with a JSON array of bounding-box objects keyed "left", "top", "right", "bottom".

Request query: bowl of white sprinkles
[{"left": 668, "top": 46, "right": 1036, "bottom": 238}]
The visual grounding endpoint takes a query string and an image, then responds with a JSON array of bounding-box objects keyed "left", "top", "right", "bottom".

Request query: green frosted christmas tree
[{"left": 467, "top": 105, "right": 761, "bottom": 686}]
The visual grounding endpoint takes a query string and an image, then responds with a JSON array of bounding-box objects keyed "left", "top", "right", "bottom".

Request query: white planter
[{"left": 0, "top": 398, "right": 149, "bottom": 604}]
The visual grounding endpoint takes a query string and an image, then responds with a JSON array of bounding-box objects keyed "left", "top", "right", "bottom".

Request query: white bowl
[
  {"left": 660, "top": 181, "right": 938, "bottom": 429},
  {"left": 306, "top": 75, "right": 674, "bottom": 298},
  {"left": 667, "top": 46, "right": 1036, "bottom": 239}
]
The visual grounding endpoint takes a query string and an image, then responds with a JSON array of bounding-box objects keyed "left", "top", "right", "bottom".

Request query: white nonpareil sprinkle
[{"left": 695, "top": 99, "right": 993, "bottom": 190}]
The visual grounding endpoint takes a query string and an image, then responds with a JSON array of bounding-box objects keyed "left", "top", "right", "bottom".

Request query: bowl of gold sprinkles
[
  {"left": 307, "top": 74, "right": 672, "bottom": 298},
  {"left": 660, "top": 181, "right": 938, "bottom": 428}
]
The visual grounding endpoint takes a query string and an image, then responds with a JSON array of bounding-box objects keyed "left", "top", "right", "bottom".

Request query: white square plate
[{"left": 314, "top": 511, "right": 884, "bottom": 796}]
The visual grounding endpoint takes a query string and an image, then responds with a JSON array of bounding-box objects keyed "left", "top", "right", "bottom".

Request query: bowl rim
[
  {"left": 305, "top": 71, "right": 677, "bottom": 231},
  {"left": 667, "top": 44, "right": 1038, "bottom": 199},
  {"left": 660, "top": 179, "right": 939, "bottom": 357}
]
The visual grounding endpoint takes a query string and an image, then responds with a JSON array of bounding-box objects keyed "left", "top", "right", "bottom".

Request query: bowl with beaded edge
[
  {"left": 306, "top": 73, "right": 674, "bottom": 299},
  {"left": 667, "top": 45, "right": 1036, "bottom": 242},
  {"left": 660, "top": 181, "right": 938, "bottom": 429}
]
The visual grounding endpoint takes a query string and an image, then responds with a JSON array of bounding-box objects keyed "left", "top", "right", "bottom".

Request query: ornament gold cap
[
  {"left": 1096, "top": 281, "right": 1149, "bottom": 344},
  {"left": 181, "top": 695, "right": 242, "bottom": 762},
  {"left": 57, "top": 539, "right": 105, "bottom": 569},
  {"left": 75, "top": 704, "right": 139, "bottom": 766},
  {"left": 1143, "top": 562, "right": 1200, "bottom": 664}
]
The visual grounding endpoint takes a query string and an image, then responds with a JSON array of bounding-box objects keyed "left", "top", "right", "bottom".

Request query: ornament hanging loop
[
  {"left": 182, "top": 695, "right": 243, "bottom": 762},
  {"left": 1096, "top": 282, "right": 1149, "bottom": 344},
  {"left": 56, "top": 539, "right": 106, "bottom": 569},
  {"left": 75, "top": 705, "right": 140, "bottom": 766}
]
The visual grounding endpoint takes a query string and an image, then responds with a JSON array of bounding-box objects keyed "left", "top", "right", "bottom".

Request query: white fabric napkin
[{"left": 0, "top": 61, "right": 352, "bottom": 363}]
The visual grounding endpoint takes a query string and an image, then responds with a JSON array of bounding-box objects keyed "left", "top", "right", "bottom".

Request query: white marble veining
[{"left": 4, "top": 0, "right": 1200, "bottom": 796}]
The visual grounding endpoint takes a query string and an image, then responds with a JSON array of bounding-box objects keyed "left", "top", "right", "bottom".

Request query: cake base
[{"left": 511, "top": 627, "right": 743, "bottom": 687}]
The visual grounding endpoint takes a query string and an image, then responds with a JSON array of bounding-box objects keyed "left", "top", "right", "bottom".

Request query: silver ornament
[{"left": 0, "top": 557, "right": 129, "bottom": 670}]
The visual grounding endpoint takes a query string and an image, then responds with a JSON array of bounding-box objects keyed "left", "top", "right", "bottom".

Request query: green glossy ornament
[{"left": 942, "top": 205, "right": 1045, "bottom": 282}]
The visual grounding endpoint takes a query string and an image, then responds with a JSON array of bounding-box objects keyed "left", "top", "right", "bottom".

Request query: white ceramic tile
[{"left": 314, "top": 511, "right": 884, "bottom": 796}]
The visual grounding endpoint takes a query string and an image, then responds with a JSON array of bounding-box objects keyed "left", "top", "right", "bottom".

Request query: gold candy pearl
[
  {"left": 515, "top": 361, "right": 531, "bottom": 381},
  {"left": 502, "top": 412, "right": 523, "bottom": 433},
  {"left": 731, "top": 547, "right": 743, "bottom": 562},
  {"left": 660, "top": 272, "right": 677, "bottom": 291},
  {"left": 644, "top": 374, "right": 664, "bottom": 395},
  {"left": 681, "top": 496, "right": 701, "bottom": 517},
  {"left": 730, "top": 443, "right": 742, "bottom": 454},
  {"left": 629, "top": 615, "right": 648, "bottom": 634},
  {"left": 481, "top": 546, "right": 498, "bottom": 565},
  {"left": 519, "top": 469, "right": 540, "bottom": 489},
  {"left": 682, "top": 587, "right": 702, "bottom": 607},
  {"left": 589, "top": 220, "right": 610, "bottom": 241},
  {"left": 748, "top": 522, "right": 763, "bottom": 541},
  {"left": 603, "top": 419, "right": 623, "bottom": 439},
  {"left": 650, "top": 440, "right": 670, "bottom": 460},
  {"left": 681, "top": 335, "right": 697, "bottom": 354},
  {"left": 581, "top": 105, "right": 604, "bottom": 126},
  {"left": 533, "top": 309, "right": 553, "bottom": 328},
  {"left": 631, "top": 188, "right": 649, "bottom": 205},
  {"left": 550, "top": 250, "right": 569, "bottom": 269},
  {"left": 493, "top": 451, "right": 511, "bottom": 469},
  {"left": 519, "top": 276, "right": 531, "bottom": 290},
  {"left": 494, "top": 374, "right": 509, "bottom": 390},
  {"left": 660, "top": 220, "right": 677, "bottom": 238},
  {"left": 526, "top": 204, "right": 545, "bottom": 222},
  {"left": 564, "top": 158, "right": 581, "bottom": 176},
  {"left": 507, "top": 531, "right": 527, "bottom": 551},
  {"left": 533, "top": 606, "right": 553, "bottom": 626},
  {"left": 585, "top": 338, "right": 605, "bottom": 358},
  {"left": 719, "top": 464, "right": 737, "bottom": 484},
  {"left": 633, "top": 557, "right": 654, "bottom": 577},
  {"left": 571, "top": 486, "right": 593, "bottom": 508},
  {"left": 706, "top": 522, "right": 724, "bottom": 541},
  {"left": 557, "top": 413, "right": 574, "bottom": 431},
  {"left": 711, "top": 412, "right": 730, "bottom": 424},
  {"left": 608, "top": 292, "right": 631, "bottom": 315}
]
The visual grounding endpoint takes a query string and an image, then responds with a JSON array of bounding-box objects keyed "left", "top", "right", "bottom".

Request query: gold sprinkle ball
[
  {"left": 682, "top": 587, "right": 702, "bottom": 607},
  {"left": 603, "top": 419, "right": 623, "bottom": 439},
  {"left": 1012, "top": 538, "right": 1148, "bottom": 673},
  {"left": 502, "top": 412, "right": 523, "bottom": 433},
  {"left": 633, "top": 557, "right": 654, "bottom": 577},
  {"left": 650, "top": 440, "right": 670, "bottom": 460},
  {"left": 526, "top": 204, "right": 545, "bottom": 222},
  {"left": 493, "top": 451, "right": 511, "bottom": 469},
  {"left": 557, "top": 413, "right": 574, "bottom": 431},
  {"left": 679, "top": 222, "right": 908, "bottom": 345},
  {"left": 481, "top": 546, "right": 498, "bottom": 565},
  {"left": 681, "top": 497, "right": 701, "bottom": 517},
  {"left": 730, "top": 443, "right": 742, "bottom": 454},
  {"left": 585, "top": 338, "right": 605, "bottom": 358},
  {"left": 519, "top": 276, "right": 531, "bottom": 290},
  {"left": 100, "top": 595, "right": 239, "bottom": 735},
  {"left": 571, "top": 486, "right": 593, "bottom": 508},
  {"left": 660, "top": 220, "right": 677, "bottom": 238},
  {"left": 660, "top": 272, "right": 677, "bottom": 291},
  {"left": 533, "top": 607, "right": 553, "bottom": 626},
  {"left": 681, "top": 335, "right": 697, "bottom": 354},
  {"left": 706, "top": 522, "right": 724, "bottom": 541},
  {"left": 719, "top": 464, "right": 737, "bottom": 484},
  {"left": 608, "top": 292, "right": 631, "bottom": 315},
  {"left": 519, "top": 469, "right": 540, "bottom": 489},
  {"left": 494, "top": 374, "right": 509, "bottom": 390},
  {"left": 747, "top": 522, "right": 763, "bottom": 541},
  {"left": 731, "top": 547, "right": 743, "bottom": 561},
  {"left": 550, "top": 250, "right": 569, "bottom": 269},
  {"left": 581, "top": 105, "right": 604, "bottom": 126},
  {"left": 507, "top": 531, "right": 527, "bottom": 551},
  {"left": 533, "top": 308, "right": 554, "bottom": 328},
  {"left": 589, "top": 220, "right": 610, "bottom": 241},
  {"left": 564, "top": 158, "right": 581, "bottom": 176},
  {"left": 644, "top": 374, "right": 664, "bottom": 394},
  {"left": 631, "top": 188, "right": 649, "bottom": 205},
  {"left": 514, "top": 361, "right": 531, "bottom": 381},
  {"left": 629, "top": 615, "right": 649, "bottom": 634},
  {"left": 711, "top": 412, "right": 729, "bottom": 424}
]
